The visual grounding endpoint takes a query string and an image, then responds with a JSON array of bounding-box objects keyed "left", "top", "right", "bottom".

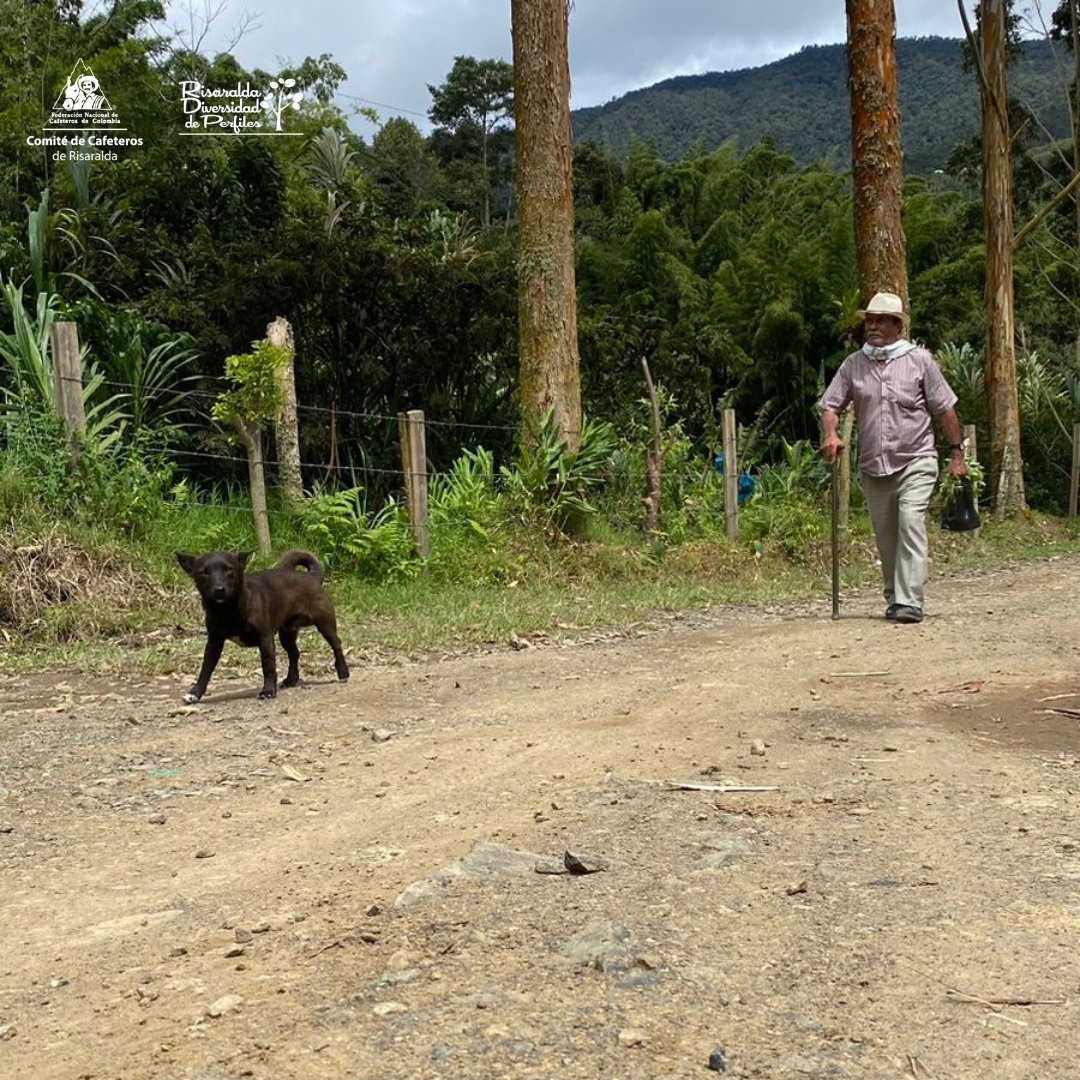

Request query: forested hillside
[{"left": 571, "top": 37, "right": 1070, "bottom": 174}]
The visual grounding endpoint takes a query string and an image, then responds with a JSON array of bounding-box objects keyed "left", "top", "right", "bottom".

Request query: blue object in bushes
[{"left": 713, "top": 453, "right": 756, "bottom": 505}]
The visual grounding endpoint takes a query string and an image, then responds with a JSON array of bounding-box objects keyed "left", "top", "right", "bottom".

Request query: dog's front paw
[
  {"left": 258, "top": 687, "right": 277, "bottom": 700},
  {"left": 182, "top": 690, "right": 202, "bottom": 705}
]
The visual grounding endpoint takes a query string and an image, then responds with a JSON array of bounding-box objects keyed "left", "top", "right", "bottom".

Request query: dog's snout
[{"left": 211, "top": 585, "right": 227, "bottom": 601}]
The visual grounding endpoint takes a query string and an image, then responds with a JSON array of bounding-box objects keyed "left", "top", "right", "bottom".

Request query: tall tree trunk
[
  {"left": 844, "top": 0, "right": 906, "bottom": 532},
  {"left": 1071, "top": 0, "right": 1080, "bottom": 366},
  {"left": 981, "top": 0, "right": 1026, "bottom": 515},
  {"left": 846, "top": 0, "right": 908, "bottom": 306},
  {"left": 267, "top": 316, "right": 303, "bottom": 509},
  {"left": 511, "top": 0, "right": 582, "bottom": 453}
]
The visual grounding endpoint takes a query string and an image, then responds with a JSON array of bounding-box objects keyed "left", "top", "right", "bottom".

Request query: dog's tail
[{"left": 277, "top": 549, "right": 326, "bottom": 584}]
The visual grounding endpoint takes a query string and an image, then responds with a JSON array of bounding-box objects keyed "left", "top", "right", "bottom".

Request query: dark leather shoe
[
  {"left": 893, "top": 605, "right": 923, "bottom": 624},
  {"left": 885, "top": 604, "right": 900, "bottom": 621}
]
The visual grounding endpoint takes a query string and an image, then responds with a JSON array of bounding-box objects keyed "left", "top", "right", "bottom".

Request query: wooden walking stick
[{"left": 831, "top": 456, "right": 840, "bottom": 620}]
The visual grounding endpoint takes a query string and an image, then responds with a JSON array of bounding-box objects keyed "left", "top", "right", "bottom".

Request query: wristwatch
[{"left": 949, "top": 443, "right": 964, "bottom": 452}]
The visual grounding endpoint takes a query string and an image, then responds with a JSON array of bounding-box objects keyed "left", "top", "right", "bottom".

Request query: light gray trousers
[{"left": 860, "top": 456, "right": 939, "bottom": 611}]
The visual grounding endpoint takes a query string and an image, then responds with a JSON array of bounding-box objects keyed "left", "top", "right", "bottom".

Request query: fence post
[
  {"left": 962, "top": 424, "right": 981, "bottom": 539},
  {"left": 49, "top": 322, "right": 85, "bottom": 453},
  {"left": 267, "top": 316, "right": 303, "bottom": 509},
  {"left": 398, "top": 409, "right": 430, "bottom": 559},
  {"left": 233, "top": 417, "right": 272, "bottom": 555},
  {"left": 1070, "top": 422, "right": 1080, "bottom": 519},
  {"left": 963, "top": 424, "right": 977, "bottom": 460},
  {"left": 722, "top": 407, "right": 738, "bottom": 540}
]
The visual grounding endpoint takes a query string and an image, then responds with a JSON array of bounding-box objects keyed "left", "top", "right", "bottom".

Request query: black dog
[{"left": 176, "top": 549, "right": 349, "bottom": 703}]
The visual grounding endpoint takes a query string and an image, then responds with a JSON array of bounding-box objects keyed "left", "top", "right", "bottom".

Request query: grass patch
[{"left": 2, "top": 506, "right": 1078, "bottom": 679}]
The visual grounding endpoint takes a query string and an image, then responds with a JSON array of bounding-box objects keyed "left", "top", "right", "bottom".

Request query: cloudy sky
[{"left": 170, "top": 0, "right": 977, "bottom": 134}]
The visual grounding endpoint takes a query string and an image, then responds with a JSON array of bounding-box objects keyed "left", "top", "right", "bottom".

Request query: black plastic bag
[{"left": 941, "top": 477, "right": 981, "bottom": 532}]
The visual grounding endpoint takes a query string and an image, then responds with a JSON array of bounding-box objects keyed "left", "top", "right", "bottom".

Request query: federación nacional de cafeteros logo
[{"left": 47, "top": 59, "right": 123, "bottom": 130}]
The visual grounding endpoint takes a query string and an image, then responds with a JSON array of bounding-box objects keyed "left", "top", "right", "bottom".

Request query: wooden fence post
[
  {"left": 722, "top": 407, "right": 738, "bottom": 540},
  {"left": 640, "top": 358, "right": 662, "bottom": 534},
  {"left": 962, "top": 423, "right": 981, "bottom": 539},
  {"left": 49, "top": 322, "right": 85, "bottom": 453},
  {"left": 398, "top": 409, "right": 430, "bottom": 559},
  {"left": 233, "top": 417, "right": 272, "bottom": 555},
  {"left": 267, "top": 316, "right": 303, "bottom": 509},
  {"left": 963, "top": 424, "right": 977, "bottom": 460},
  {"left": 1069, "top": 422, "right": 1080, "bottom": 519}
]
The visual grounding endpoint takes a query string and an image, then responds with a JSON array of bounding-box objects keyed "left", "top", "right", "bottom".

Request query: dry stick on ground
[
  {"left": 640, "top": 357, "right": 663, "bottom": 535},
  {"left": 661, "top": 780, "right": 780, "bottom": 793},
  {"left": 945, "top": 985, "right": 1067, "bottom": 1009},
  {"left": 308, "top": 939, "right": 344, "bottom": 959},
  {"left": 906, "top": 961, "right": 1067, "bottom": 1014},
  {"left": 827, "top": 669, "right": 891, "bottom": 677},
  {"left": 906, "top": 1053, "right": 941, "bottom": 1080}
]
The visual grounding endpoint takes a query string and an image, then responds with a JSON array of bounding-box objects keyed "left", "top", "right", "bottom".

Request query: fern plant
[
  {"left": 429, "top": 446, "right": 499, "bottom": 533},
  {"left": 303, "top": 487, "right": 418, "bottom": 581}
]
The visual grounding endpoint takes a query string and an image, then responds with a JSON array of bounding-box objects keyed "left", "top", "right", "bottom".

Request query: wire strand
[{"left": 94, "top": 379, "right": 519, "bottom": 431}]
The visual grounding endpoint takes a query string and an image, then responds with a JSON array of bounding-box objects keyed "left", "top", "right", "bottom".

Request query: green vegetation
[
  {"left": 3, "top": 401, "right": 1079, "bottom": 677},
  {"left": 2, "top": 8, "right": 1080, "bottom": 675}
]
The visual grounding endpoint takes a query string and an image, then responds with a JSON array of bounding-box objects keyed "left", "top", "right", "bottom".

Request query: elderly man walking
[{"left": 819, "top": 292, "right": 967, "bottom": 624}]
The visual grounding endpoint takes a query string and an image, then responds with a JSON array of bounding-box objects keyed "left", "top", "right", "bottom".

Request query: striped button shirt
[{"left": 819, "top": 346, "right": 958, "bottom": 478}]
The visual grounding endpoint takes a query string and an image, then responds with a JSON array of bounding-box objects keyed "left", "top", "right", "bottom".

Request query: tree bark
[
  {"left": 846, "top": 0, "right": 908, "bottom": 306},
  {"left": 981, "top": 0, "right": 1026, "bottom": 515},
  {"left": 1072, "top": 0, "right": 1080, "bottom": 366},
  {"left": 844, "top": 0, "right": 906, "bottom": 532},
  {"left": 267, "top": 316, "right": 303, "bottom": 509},
  {"left": 234, "top": 415, "right": 272, "bottom": 555},
  {"left": 511, "top": 0, "right": 582, "bottom": 453}
]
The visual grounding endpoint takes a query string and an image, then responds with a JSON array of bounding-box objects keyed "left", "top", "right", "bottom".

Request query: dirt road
[{"left": 1, "top": 557, "right": 1078, "bottom": 1079}]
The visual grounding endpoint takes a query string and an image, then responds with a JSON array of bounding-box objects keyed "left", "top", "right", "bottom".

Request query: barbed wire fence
[{"left": 42, "top": 325, "right": 527, "bottom": 554}]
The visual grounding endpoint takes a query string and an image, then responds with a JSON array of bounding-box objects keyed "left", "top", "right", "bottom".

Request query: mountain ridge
[{"left": 570, "top": 37, "right": 1070, "bottom": 175}]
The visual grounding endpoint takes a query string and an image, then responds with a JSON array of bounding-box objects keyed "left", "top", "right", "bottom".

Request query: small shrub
[
  {"left": 501, "top": 409, "right": 615, "bottom": 534},
  {"left": 739, "top": 492, "right": 827, "bottom": 562}
]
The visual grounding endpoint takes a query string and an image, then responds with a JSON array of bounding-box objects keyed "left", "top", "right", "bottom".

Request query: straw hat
[{"left": 857, "top": 291, "right": 906, "bottom": 322}]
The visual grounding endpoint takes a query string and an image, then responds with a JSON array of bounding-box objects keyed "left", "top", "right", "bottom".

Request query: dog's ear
[
  {"left": 236, "top": 551, "right": 252, "bottom": 571},
  {"left": 176, "top": 553, "right": 196, "bottom": 577}
]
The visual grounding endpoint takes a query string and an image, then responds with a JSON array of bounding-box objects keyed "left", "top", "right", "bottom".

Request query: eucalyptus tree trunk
[
  {"left": 846, "top": 0, "right": 908, "bottom": 306},
  {"left": 980, "top": 0, "right": 1026, "bottom": 515},
  {"left": 1071, "top": 0, "right": 1080, "bottom": 366},
  {"left": 844, "top": 0, "right": 906, "bottom": 530},
  {"left": 511, "top": 0, "right": 582, "bottom": 453}
]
